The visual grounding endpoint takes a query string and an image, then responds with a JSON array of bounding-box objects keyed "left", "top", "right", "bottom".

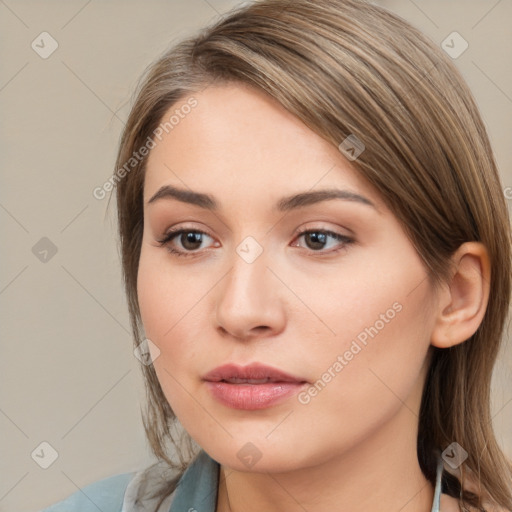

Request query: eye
[
  {"left": 157, "top": 227, "right": 354, "bottom": 258},
  {"left": 157, "top": 228, "right": 216, "bottom": 257},
  {"left": 292, "top": 228, "right": 354, "bottom": 255}
]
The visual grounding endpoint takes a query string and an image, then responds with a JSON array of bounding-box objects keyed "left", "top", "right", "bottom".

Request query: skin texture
[{"left": 137, "top": 84, "right": 489, "bottom": 512}]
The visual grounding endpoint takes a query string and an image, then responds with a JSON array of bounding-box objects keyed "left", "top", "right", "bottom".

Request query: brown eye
[
  {"left": 179, "top": 231, "right": 204, "bottom": 251},
  {"left": 157, "top": 229, "right": 215, "bottom": 257},
  {"left": 295, "top": 229, "right": 353, "bottom": 253},
  {"left": 303, "top": 231, "right": 328, "bottom": 250}
]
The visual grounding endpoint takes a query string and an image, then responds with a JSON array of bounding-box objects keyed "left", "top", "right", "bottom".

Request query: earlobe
[{"left": 430, "top": 242, "right": 491, "bottom": 349}]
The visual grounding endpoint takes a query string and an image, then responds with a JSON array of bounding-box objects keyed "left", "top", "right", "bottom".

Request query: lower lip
[{"left": 204, "top": 381, "right": 307, "bottom": 410}]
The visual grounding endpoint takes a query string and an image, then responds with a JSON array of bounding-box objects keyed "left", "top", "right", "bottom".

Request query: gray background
[{"left": 0, "top": 1, "right": 511, "bottom": 511}]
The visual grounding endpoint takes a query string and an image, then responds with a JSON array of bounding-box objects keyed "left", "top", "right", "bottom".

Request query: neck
[{"left": 216, "top": 405, "right": 434, "bottom": 512}]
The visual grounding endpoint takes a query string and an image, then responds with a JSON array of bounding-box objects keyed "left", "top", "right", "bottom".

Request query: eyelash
[{"left": 156, "top": 227, "right": 354, "bottom": 258}]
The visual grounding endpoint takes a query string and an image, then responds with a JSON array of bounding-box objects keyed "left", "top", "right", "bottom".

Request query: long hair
[{"left": 113, "top": 0, "right": 512, "bottom": 509}]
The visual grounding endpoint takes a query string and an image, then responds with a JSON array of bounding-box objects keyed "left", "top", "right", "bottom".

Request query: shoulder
[
  {"left": 37, "top": 471, "right": 136, "bottom": 512},
  {"left": 37, "top": 451, "right": 216, "bottom": 512}
]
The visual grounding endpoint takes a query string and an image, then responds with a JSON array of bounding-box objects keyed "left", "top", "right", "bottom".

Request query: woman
[{"left": 40, "top": 0, "right": 512, "bottom": 510}]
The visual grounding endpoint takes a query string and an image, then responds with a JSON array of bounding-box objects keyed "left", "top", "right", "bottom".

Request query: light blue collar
[
  {"left": 169, "top": 450, "right": 444, "bottom": 512},
  {"left": 169, "top": 450, "right": 219, "bottom": 511}
]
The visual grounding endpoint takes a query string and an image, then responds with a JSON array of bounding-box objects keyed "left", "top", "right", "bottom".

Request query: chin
[{"left": 200, "top": 436, "right": 323, "bottom": 474}]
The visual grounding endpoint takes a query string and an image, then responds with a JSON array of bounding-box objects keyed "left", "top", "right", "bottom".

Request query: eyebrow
[{"left": 146, "top": 184, "right": 377, "bottom": 212}]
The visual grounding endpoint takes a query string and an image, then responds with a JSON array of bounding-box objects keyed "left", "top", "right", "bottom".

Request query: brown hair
[{"left": 113, "top": 0, "right": 512, "bottom": 509}]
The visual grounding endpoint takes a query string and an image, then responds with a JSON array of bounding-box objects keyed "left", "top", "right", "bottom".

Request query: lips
[
  {"left": 202, "top": 363, "right": 307, "bottom": 384},
  {"left": 202, "top": 363, "right": 308, "bottom": 410}
]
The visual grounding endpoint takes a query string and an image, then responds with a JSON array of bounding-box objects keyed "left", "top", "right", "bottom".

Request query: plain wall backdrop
[{"left": 1, "top": 1, "right": 511, "bottom": 510}]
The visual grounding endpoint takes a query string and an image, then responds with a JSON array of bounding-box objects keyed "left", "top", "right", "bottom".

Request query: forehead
[{"left": 143, "top": 83, "right": 380, "bottom": 210}]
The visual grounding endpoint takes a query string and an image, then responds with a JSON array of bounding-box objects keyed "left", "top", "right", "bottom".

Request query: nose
[{"left": 215, "top": 245, "right": 286, "bottom": 341}]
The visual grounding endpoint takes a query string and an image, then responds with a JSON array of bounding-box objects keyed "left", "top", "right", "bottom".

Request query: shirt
[{"left": 38, "top": 450, "right": 444, "bottom": 512}]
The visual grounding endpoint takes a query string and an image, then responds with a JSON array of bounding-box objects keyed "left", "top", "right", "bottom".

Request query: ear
[{"left": 430, "top": 242, "right": 491, "bottom": 349}]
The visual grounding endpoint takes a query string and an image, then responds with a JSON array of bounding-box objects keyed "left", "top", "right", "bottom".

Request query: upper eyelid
[
  {"left": 160, "top": 224, "right": 348, "bottom": 237},
  {"left": 160, "top": 226, "right": 213, "bottom": 240}
]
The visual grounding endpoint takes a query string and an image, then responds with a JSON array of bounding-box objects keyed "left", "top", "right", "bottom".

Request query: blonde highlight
[{"left": 114, "top": 1, "right": 512, "bottom": 509}]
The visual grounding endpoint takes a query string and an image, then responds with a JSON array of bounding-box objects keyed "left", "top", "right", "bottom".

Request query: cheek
[
  {"left": 136, "top": 246, "right": 212, "bottom": 380},
  {"left": 285, "top": 251, "right": 427, "bottom": 351},
  {"left": 294, "top": 248, "right": 434, "bottom": 406},
  {"left": 298, "top": 267, "right": 434, "bottom": 435},
  {"left": 137, "top": 246, "right": 203, "bottom": 342},
  {"left": 137, "top": 250, "right": 203, "bottom": 415}
]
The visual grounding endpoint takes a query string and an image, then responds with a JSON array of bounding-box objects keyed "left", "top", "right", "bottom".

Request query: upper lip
[{"left": 203, "top": 363, "right": 307, "bottom": 384}]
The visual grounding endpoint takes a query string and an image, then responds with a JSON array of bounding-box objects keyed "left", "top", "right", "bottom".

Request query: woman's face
[{"left": 138, "top": 83, "right": 439, "bottom": 472}]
